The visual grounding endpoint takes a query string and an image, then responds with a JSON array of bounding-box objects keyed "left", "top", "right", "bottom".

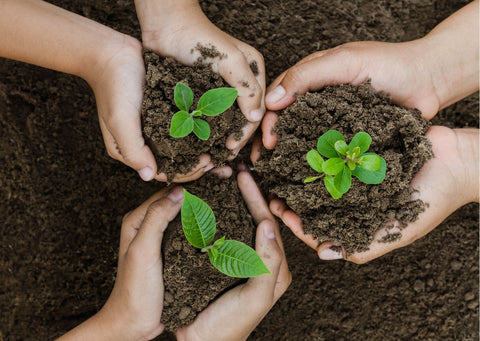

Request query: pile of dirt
[{"left": 256, "top": 83, "right": 432, "bottom": 255}]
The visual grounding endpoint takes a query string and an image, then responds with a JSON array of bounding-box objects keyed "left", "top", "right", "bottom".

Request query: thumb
[
  {"left": 265, "top": 48, "right": 363, "bottom": 111},
  {"left": 129, "top": 186, "right": 184, "bottom": 256}
]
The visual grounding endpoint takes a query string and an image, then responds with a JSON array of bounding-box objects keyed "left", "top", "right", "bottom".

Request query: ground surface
[{"left": 0, "top": 0, "right": 478, "bottom": 340}]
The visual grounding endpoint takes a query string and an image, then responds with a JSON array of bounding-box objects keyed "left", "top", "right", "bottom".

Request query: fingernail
[
  {"left": 265, "top": 85, "right": 286, "bottom": 104},
  {"left": 167, "top": 186, "right": 184, "bottom": 203},
  {"left": 249, "top": 108, "right": 264, "bottom": 122},
  {"left": 138, "top": 166, "right": 154, "bottom": 181},
  {"left": 318, "top": 246, "right": 343, "bottom": 260},
  {"left": 264, "top": 222, "right": 276, "bottom": 240}
]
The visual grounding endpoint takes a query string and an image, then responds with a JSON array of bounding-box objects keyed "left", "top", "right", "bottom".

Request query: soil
[
  {"left": 0, "top": 0, "right": 478, "bottom": 340},
  {"left": 141, "top": 52, "right": 246, "bottom": 181},
  {"left": 162, "top": 174, "right": 254, "bottom": 331},
  {"left": 255, "top": 83, "right": 433, "bottom": 256}
]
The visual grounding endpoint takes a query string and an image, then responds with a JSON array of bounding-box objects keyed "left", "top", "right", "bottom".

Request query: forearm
[
  {"left": 0, "top": 0, "right": 127, "bottom": 83},
  {"left": 420, "top": 0, "right": 479, "bottom": 110}
]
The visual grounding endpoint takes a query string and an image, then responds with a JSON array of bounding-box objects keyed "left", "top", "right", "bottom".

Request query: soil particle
[
  {"left": 255, "top": 83, "right": 433, "bottom": 256},
  {"left": 141, "top": 51, "right": 246, "bottom": 181},
  {"left": 249, "top": 61, "right": 259, "bottom": 76},
  {"left": 450, "top": 260, "right": 463, "bottom": 271},
  {"left": 195, "top": 43, "right": 227, "bottom": 61}
]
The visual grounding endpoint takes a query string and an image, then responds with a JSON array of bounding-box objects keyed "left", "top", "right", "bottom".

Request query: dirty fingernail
[
  {"left": 264, "top": 222, "right": 276, "bottom": 240},
  {"left": 265, "top": 85, "right": 286, "bottom": 104},
  {"left": 318, "top": 246, "right": 343, "bottom": 260},
  {"left": 168, "top": 186, "right": 184, "bottom": 203},
  {"left": 138, "top": 166, "right": 154, "bottom": 181},
  {"left": 249, "top": 108, "right": 264, "bottom": 122}
]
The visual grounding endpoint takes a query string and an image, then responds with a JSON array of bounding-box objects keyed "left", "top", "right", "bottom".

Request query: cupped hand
[
  {"left": 136, "top": 0, "right": 266, "bottom": 159},
  {"left": 89, "top": 35, "right": 214, "bottom": 183},
  {"left": 270, "top": 126, "right": 479, "bottom": 264},
  {"left": 176, "top": 170, "right": 291, "bottom": 340}
]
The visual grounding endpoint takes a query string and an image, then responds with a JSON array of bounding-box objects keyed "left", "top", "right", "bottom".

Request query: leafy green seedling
[
  {"left": 170, "top": 82, "right": 238, "bottom": 140},
  {"left": 304, "top": 130, "right": 386, "bottom": 199},
  {"left": 181, "top": 189, "right": 270, "bottom": 278}
]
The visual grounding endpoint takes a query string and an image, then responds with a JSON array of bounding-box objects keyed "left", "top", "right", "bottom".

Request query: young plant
[
  {"left": 304, "top": 130, "right": 386, "bottom": 199},
  {"left": 169, "top": 82, "right": 238, "bottom": 140},
  {"left": 181, "top": 189, "right": 270, "bottom": 278}
]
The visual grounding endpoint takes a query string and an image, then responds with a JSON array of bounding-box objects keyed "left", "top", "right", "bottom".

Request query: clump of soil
[
  {"left": 256, "top": 83, "right": 433, "bottom": 255},
  {"left": 161, "top": 173, "right": 255, "bottom": 331},
  {"left": 141, "top": 51, "right": 247, "bottom": 181}
]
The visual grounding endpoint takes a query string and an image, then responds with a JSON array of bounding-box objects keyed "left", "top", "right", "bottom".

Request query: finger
[
  {"left": 99, "top": 114, "right": 157, "bottom": 181},
  {"left": 226, "top": 121, "right": 259, "bottom": 156},
  {"left": 209, "top": 165, "right": 233, "bottom": 179},
  {"left": 265, "top": 50, "right": 363, "bottom": 111},
  {"left": 261, "top": 111, "right": 279, "bottom": 150},
  {"left": 128, "top": 186, "right": 184, "bottom": 257},
  {"left": 246, "top": 220, "right": 291, "bottom": 302},
  {"left": 154, "top": 154, "right": 212, "bottom": 183},
  {"left": 217, "top": 49, "right": 265, "bottom": 123},
  {"left": 269, "top": 199, "right": 318, "bottom": 250},
  {"left": 250, "top": 132, "right": 263, "bottom": 164},
  {"left": 237, "top": 171, "right": 275, "bottom": 224},
  {"left": 119, "top": 186, "right": 172, "bottom": 258}
]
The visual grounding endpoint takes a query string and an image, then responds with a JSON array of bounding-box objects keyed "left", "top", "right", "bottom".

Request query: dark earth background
[{"left": 0, "top": 0, "right": 478, "bottom": 340}]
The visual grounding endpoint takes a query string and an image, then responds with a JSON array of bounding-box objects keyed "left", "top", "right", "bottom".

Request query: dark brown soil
[
  {"left": 255, "top": 83, "right": 433, "bottom": 255},
  {"left": 0, "top": 0, "right": 478, "bottom": 340},
  {"left": 142, "top": 52, "right": 246, "bottom": 181},
  {"left": 162, "top": 174, "right": 254, "bottom": 331}
]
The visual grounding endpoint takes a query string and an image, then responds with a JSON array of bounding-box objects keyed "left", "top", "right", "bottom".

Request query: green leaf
[
  {"left": 193, "top": 118, "right": 210, "bottom": 140},
  {"left": 181, "top": 190, "right": 216, "bottom": 249},
  {"left": 304, "top": 176, "right": 321, "bottom": 183},
  {"left": 170, "top": 111, "right": 194, "bottom": 138},
  {"left": 358, "top": 154, "right": 381, "bottom": 171},
  {"left": 208, "top": 240, "right": 270, "bottom": 278},
  {"left": 347, "top": 161, "right": 357, "bottom": 170},
  {"left": 322, "top": 158, "right": 345, "bottom": 175},
  {"left": 306, "top": 150, "right": 324, "bottom": 173},
  {"left": 174, "top": 82, "right": 193, "bottom": 112},
  {"left": 352, "top": 154, "right": 387, "bottom": 184},
  {"left": 334, "top": 166, "right": 352, "bottom": 194},
  {"left": 324, "top": 176, "right": 343, "bottom": 199},
  {"left": 317, "top": 130, "right": 345, "bottom": 158},
  {"left": 197, "top": 88, "right": 238, "bottom": 116},
  {"left": 334, "top": 140, "right": 348, "bottom": 156},
  {"left": 349, "top": 132, "right": 371, "bottom": 155}
]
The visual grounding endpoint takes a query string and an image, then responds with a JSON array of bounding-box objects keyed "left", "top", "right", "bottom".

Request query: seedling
[
  {"left": 304, "top": 130, "right": 386, "bottom": 199},
  {"left": 169, "top": 82, "right": 238, "bottom": 140},
  {"left": 181, "top": 189, "right": 270, "bottom": 278}
]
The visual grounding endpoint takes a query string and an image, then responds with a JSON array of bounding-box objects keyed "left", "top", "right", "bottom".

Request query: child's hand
[
  {"left": 269, "top": 127, "right": 479, "bottom": 263},
  {"left": 135, "top": 0, "right": 266, "bottom": 159},
  {"left": 176, "top": 170, "right": 291, "bottom": 341},
  {"left": 58, "top": 186, "right": 184, "bottom": 340}
]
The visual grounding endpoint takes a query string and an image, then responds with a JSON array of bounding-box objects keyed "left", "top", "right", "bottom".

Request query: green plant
[
  {"left": 169, "top": 82, "right": 238, "bottom": 140},
  {"left": 304, "top": 130, "right": 386, "bottom": 199},
  {"left": 181, "top": 189, "right": 270, "bottom": 278}
]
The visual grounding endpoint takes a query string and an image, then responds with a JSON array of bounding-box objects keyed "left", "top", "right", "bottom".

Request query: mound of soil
[
  {"left": 162, "top": 174, "right": 254, "bottom": 331},
  {"left": 256, "top": 83, "right": 433, "bottom": 255},
  {"left": 141, "top": 52, "right": 247, "bottom": 181}
]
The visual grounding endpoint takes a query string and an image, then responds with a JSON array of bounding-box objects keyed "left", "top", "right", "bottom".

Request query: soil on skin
[
  {"left": 142, "top": 52, "right": 246, "bottom": 181},
  {"left": 162, "top": 174, "right": 254, "bottom": 331},
  {"left": 256, "top": 83, "right": 433, "bottom": 255},
  {"left": 0, "top": 0, "right": 478, "bottom": 340}
]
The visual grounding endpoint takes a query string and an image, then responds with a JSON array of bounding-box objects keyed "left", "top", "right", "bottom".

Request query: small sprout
[
  {"left": 181, "top": 189, "right": 270, "bottom": 278},
  {"left": 170, "top": 82, "right": 238, "bottom": 140},
  {"left": 304, "top": 130, "right": 386, "bottom": 199}
]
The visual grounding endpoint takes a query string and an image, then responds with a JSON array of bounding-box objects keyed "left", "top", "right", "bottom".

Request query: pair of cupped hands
[{"left": 70, "top": 1, "right": 479, "bottom": 340}]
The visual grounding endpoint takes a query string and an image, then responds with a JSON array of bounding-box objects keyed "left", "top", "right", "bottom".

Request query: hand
[
  {"left": 176, "top": 170, "right": 291, "bottom": 340},
  {"left": 270, "top": 126, "right": 479, "bottom": 264},
  {"left": 256, "top": 0, "right": 478, "bottom": 158},
  {"left": 135, "top": 0, "right": 266, "bottom": 158},
  {"left": 88, "top": 36, "right": 214, "bottom": 183},
  {"left": 58, "top": 186, "right": 184, "bottom": 340}
]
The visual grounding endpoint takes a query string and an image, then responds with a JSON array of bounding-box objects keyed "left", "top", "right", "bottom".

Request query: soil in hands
[
  {"left": 141, "top": 51, "right": 247, "bottom": 182},
  {"left": 161, "top": 173, "right": 255, "bottom": 332},
  {"left": 255, "top": 83, "right": 433, "bottom": 256}
]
